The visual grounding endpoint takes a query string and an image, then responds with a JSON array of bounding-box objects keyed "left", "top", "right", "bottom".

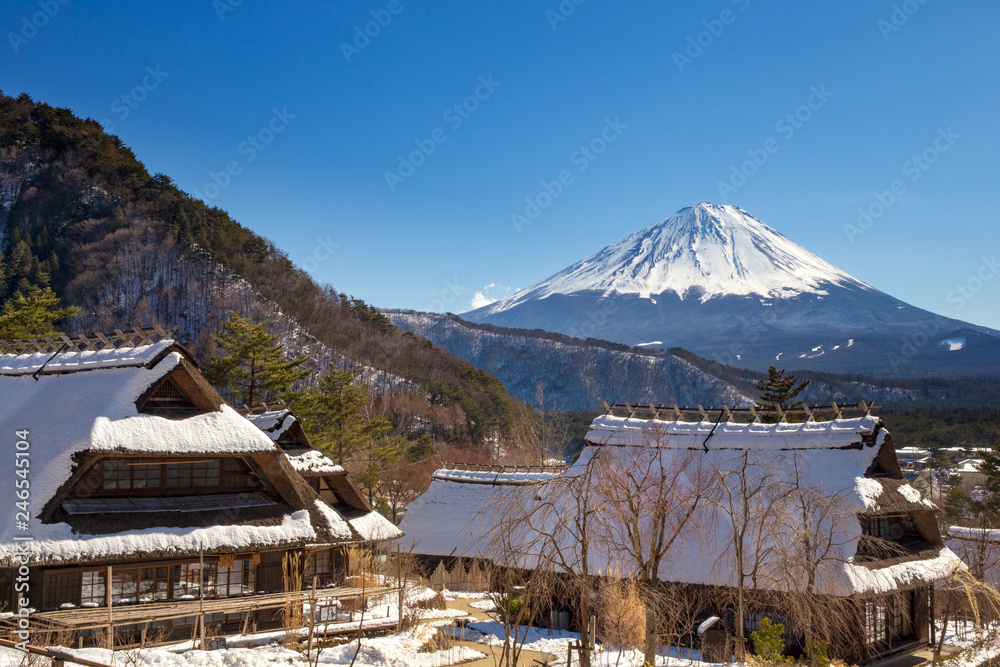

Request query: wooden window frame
[{"left": 78, "top": 457, "right": 262, "bottom": 498}]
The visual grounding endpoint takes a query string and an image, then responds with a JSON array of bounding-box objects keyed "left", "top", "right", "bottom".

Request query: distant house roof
[
  {"left": 401, "top": 415, "right": 961, "bottom": 597},
  {"left": 955, "top": 459, "right": 984, "bottom": 474},
  {"left": 0, "top": 337, "right": 372, "bottom": 566},
  {"left": 399, "top": 464, "right": 563, "bottom": 559}
]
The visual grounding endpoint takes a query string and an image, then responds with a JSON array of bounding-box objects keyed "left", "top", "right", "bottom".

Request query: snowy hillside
[
  {"left": 387, "top": 311, "right": 754, "bottom": 411},
  {"left": 388, "top": 312, "right": 1000, "bottom": 410}
]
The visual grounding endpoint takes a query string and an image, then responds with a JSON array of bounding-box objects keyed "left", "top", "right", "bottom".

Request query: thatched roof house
[
  {"left": 401, "top": 406, "right": 962, "bottom": 661},
  {"left": 246, "top": 408, "right": 402, "bottom": 542},
  {"left": 0, "top": 331, "right": 398, "bottom": 644}
]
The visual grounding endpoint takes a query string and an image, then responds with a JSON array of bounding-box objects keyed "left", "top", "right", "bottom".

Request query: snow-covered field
[{"left": 4, "top": 589, "right": 998, "bottom": 667}]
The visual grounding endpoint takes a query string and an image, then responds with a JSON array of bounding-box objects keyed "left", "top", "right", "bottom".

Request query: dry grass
[
  {"left": 595, "top": 577, "right": 645, "bottom": 650},
  {"left": 282, "top": 551, "right": 304, "bottom": 645}
]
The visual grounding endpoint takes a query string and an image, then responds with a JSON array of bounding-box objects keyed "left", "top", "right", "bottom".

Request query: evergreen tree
[
  {"left": 353, "top": 433, "right": 404, "bottom": 508},
  {"left": 296, "top": 368, "right": 390, "bottom": 465},
  {"left": 203, "top": 311, "right": 308, "bottom": 407},
  {"left": 754, "top": 366, "right": 810, "bottom": 412},
  {"left": 0, "top": 286, "right": 78, "bottom": 339},
  {"left": 970, "top": 443, "right": 1000, "bottom": 526}
]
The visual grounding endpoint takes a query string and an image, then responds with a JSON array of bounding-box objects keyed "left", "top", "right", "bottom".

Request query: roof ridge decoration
[
  {"left": 0, "top": 325, "right": 176, "bottom": 355},
  {"left": 601, "top": 401, "right": 878, "bottom": 424},
  {"left": 439, "top": 461, "right": 567, "bottom": 474}
]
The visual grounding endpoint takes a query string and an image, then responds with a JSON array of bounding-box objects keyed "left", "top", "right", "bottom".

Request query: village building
[
  {"left": 245, "top": 408, "right": 402, "bottom": 584},
  {"left": 945, "top": 526, "right": 1000, "bottom": 588},
  {"left": 0, "top": 330, "right": 400, "bottom": 647},
  {"left": 400, "top": 405, "right": 962, "bottom": 663}
]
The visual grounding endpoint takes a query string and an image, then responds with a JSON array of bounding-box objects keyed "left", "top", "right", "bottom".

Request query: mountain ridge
[
  {"left": 466, "top": 203, "right": 1000, "bottom": 378},
  {"left": 388, "top": 311, "right": 1000, "bottom": 410}
]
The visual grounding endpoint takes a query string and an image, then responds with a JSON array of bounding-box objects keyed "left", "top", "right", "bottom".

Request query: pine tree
[
  {"left": 295, "top": 368, "right": 390, "bottom": 465},
  {"left": 754, "top": 366, "right": 810, "bottom": 412},
  {"left": 203, "top": 311, "right": 309, "bottom": 407},
  {"left": 970, "top": 444, "right": 1000, "bottom": 526},
  {"left": 0, "top": 286, "right": 79, "bottom": 339}
]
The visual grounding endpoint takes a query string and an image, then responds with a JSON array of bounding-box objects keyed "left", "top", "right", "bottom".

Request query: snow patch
[
  {"left": 856, "top": 478, "right": 884, "bottom": 509},
  {"left": 288, "top": 450, "right": 344, "bottom": 475},
  {"left": 940, "top": 337, "right": 967, "bottom": 351}
]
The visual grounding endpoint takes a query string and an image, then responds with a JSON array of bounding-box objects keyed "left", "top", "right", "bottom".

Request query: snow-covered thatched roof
[
  {"left": 399, "top": 466, "right": 564, "bottom": 559},
  {"left": 0, "top": 340, "right": 385, "bottom": 566},
  {"left": 244, "top": 408, "right": 402, "bottom": 543},
  {"left": 585, "top": 414, "right": 881, "bottom": 449},
  {"left": 246, "top": 408, "right": 297, "bottom": 442},
  {"left": 401, "top": 416, "right": 961, "bottom": 597}
]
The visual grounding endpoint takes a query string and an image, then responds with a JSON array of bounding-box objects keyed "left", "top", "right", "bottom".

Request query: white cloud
[{"left": 467, "top": 283, "right": 515, "bottom": 311}]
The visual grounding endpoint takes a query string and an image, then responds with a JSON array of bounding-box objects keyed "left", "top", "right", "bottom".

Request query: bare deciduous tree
[{"left": 592, "top": 426, "right": 712, "bottom": 667}]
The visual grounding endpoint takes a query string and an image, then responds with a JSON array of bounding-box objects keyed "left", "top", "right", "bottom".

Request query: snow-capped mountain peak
[{"left": 487, "top": 203, "right": 872, "bottom": 312}]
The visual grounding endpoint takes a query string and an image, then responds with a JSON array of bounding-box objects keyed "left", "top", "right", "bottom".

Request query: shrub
[
  {"left": 497, "top": 595, "right": 528, "bottom": 624},
  {"left": 809, "top": 639, "right": 831, "bottom": 667},
  {"left": 750, "top": 617, "right": 789, "bottom": 664}
]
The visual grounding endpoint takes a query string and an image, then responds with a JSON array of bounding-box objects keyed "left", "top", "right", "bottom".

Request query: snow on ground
[
  {"left": 440, "top": 589, "right": 493, "bottom": 599},
  {"left": 467, "top": 599, "right": 497, "bottom": 611},
  {"left": 0, "top": 615, "right": 483, "bottom": 667},
  {"left": 465, "top": 620, "right": 710, "bottom": 667},
  {"left": 469, "top": 620, "right": 579, "bottom": 656}
]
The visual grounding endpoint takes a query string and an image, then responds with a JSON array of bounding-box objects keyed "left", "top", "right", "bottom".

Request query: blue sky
[{"left": 2, "top": 1, "right": 999, "bottom": 328}]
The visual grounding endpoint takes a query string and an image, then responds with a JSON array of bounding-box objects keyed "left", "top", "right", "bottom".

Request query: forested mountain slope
[
  {"left": 388, "top": 311, "right": 1000, "bottom": 411},
  {"left": 0, "top": 91, "right": 534, "bottom": 448}
]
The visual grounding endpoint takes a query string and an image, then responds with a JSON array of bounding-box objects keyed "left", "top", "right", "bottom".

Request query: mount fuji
[{"left": 464, "top": 203, "right": 1000, "bottom": 378}]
